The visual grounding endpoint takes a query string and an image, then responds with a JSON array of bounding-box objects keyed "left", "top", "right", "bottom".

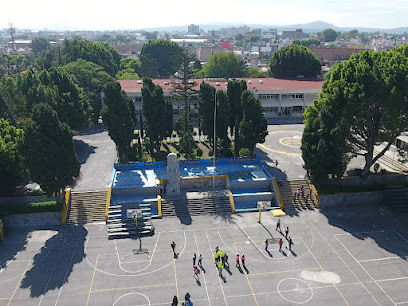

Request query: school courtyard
[{"left": 1, "top": 202, "right": 407, "bottom": 306}]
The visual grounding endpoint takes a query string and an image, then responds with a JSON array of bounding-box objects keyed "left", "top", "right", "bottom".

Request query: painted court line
[
  {"left": 55, "top": 237, "right": 80, "bottom": 306},
  {"left": 334, "top": 234, "right": 397, "bottom": 306},
  {"left": 84, "top": 231, "right": 187, "bottom": 277},
  {"left": 114, "top": 232, "right": 161, "bottom": 273},
  {"left": 205, "top": 228, "right": 228, "bottom": 306},
  {"left": 193, "top": 230, "right": 211, "bottom": 306},
  {"left": 91, "top": 283, "right": 175, "bottom": 293},
  {"left": 299, "top": 237, "right": 350, "bottom": 306},
  {"left": 358, "top": 256, "right": 400, "bottom": 263},
  {"left": 38, "top": 240, "right": 66, "bottom": 306},
  {"left": 7, "top": 260, "right": 31, "bottom": 306},
  {"left": 310, "top": 223, "right": 381, "bottom": 306},
  {"left": 0, "top": 239, "right": 60, "bottom": 285},
  {"left": 376, "top": 276, "right": 408, "bottom": 282}
]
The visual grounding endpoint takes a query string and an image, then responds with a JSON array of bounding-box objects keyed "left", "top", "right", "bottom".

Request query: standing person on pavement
[
  {"left": 265, "top": 239, "right": 269, "bottom": 251},
  {"left": 193, "top": 253, "right": 196, "bottom": 266},
  {"left": 236, "top": 254, "right": 240, "bottom": 268},
  {"left": 276, "top": 218, "right": 281, "bottom": 231},
  {"left": 285, "top": 226, "right": 289, "bottom": 239},
  {"left": 241, "top": 254, "right": 246, "bottom": 267},
  {"left": 171, "top": 241, "right": 176, "bottom": 256},
  {"left": 198, "top": 254, "right": 202, "bottom": 266},
  {"left": 279, "top": 238, "right": 283, "bottom": 251},
  {"left": 287, "top": 237, "right": 294, "bottom": 251}
]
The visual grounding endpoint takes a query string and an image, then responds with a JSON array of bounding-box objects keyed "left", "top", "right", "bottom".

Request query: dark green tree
[
  {"left": 22, "top": 103, "right": 80, "bottom": 196},
  {"left": 141, "top": 77, "right": 172, "bottom": 153},
  {"left": 302, "top": 48, "right": 408, "bottom": 181},
  {"left": 204, "top": 52, "right": 247, "bottom": 78},
  {"left": 198, "top": 82, "right": 216, "bottom": 142},
  {"left": 140, "top": 39, "right": 183, "bottom": 77},
  {"left": 216, "top": 90, "right": 231, "bottom": 157},
  {"left": 171, "top": 48, "right": 197, "bottom": 158},
  {"left": 139, "top": 54, "right": 159, "bottom": 78},
  {"left": 46, "top": 39, "right": 121, "bottom": 76},
  {"left": 29, "top": 37, "right": 50, "bottom": 55},
  {"left": 38, "top": 67, "right": 91, "bottom": 130},
  {"left": 0, "top": 76, "right": 27, "bottom": 123},
  {"left": 102, "top": 82, "right": 135, "bottom": 161},
  {"left": 62, "top": 59, "right": 114, "bottom": 123},
  {"left": 0, "top": 119, "right": 25, "bottom": 195},
  {"left": 269, "top": 45, "right": 321, "bottom": 78},
  {"left": 227, "top": 80, "right": 247, "bottom": 155},
  {"left": 322, "top": 28, "right": 338, "bottom": 42},
  {"left": 239, "top": 90, "right": 268, "bottom": 154}
]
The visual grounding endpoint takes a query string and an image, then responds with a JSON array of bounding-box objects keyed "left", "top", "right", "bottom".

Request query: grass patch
[{"left": 0, "top": 201, "right": 63, "bottom": 215}]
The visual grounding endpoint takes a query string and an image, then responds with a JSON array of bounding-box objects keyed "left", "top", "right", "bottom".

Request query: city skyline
[{"left": 2, "top": 0, "right": 408, "bottom": 31}]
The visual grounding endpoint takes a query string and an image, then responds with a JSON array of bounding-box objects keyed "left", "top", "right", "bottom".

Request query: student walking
[
  {"left": 276, "top": 218, "right": 281, "bottom": 231},
  {"left": 265, "top": 239, "right": 269, "bottom": 251},
  {"left": 296, "top": 189, "right": 300, "bottom": 199},
  {"left": 193, "top": 253, "right": 196, "bottom": 266},
  {"left": 198, "top": 254, "right": 202, "bottom": 266},
  {"left": 279, "top": 238, "right": 283, "bottom": 251},
  {"left": 236, "top": 254, "right": 240, "bottom": 268},
  {"left": 218, "top": 260, "right": 224, "bottom": 277},
  {"left": 285, "top": 227, "right": 289, "bottom": 239},
  {"left": 193, "top": 265, "right": 199, "bottom": 280},
  {"left": 301, "top": 186, "right": 305, "bottom": 198},
  {"left": 287, "top": 237, "right": 294, "bottom": 251},
  {"left": 172, "top": 295, "right": 178, "bottom": 306},
  {"left": 241, "top": 254, "right": 246, "bottom": 267},
  {"left": 171, "top": 241, "right": 176, "bottom": 255}
]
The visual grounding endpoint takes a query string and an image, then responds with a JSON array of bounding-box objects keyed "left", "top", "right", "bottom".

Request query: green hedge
[
  {"left": 318, "top": 183, "right": 388, "bottom": 195},
  {"left": 0, "top": 201, "right": 63, "bottom": 215}
]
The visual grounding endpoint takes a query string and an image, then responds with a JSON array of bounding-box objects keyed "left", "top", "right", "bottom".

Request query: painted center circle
[
  {"left": 279, "top": 136, "right": 302, "bottom": 148},
  {"left": 277, "top": 278, "right": 313, "bottom": 304}
]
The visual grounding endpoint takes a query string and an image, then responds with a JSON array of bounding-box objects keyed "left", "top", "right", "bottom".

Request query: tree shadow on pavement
[{"left": 20, "top": 224, "right": 88, "bottom": 298}]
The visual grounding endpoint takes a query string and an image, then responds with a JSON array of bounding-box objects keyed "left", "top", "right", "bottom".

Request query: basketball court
[{"left": 1, "top": 203, "right": 407, "bottom": 305}]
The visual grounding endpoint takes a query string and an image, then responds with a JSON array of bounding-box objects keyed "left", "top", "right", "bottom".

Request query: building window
[
  {"left": 282, "top": 94, "right": 303, "bottom": 99},
  {"left": 262, "top": 107, "right": 279, "bottom": 112},
  {"left": 258, "top": 94, "right": 279, "bottom": 100},
  {"left": 134, "top": 97, "right": 142, "bottom": 102},
  {"left": 173, "top": 109, "right": 180, "bottom": 115},
  {"left": 292, "top": 106, "right": 303, "bottom": 112}
]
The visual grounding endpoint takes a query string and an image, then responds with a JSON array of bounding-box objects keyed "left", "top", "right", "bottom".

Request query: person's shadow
[
  {"left": 266, "top": 250, "right": 273, "bottom": 257},
  {"left": 199, "top": 264, "right": 206, "bottom": 273},
  {"left": 243, "top": 265, "right": 249, "bottom": 274}
]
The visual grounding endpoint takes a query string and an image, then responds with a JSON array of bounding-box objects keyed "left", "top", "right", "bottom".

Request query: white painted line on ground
[
  {"left": 38, "top": 240, "right": 66, "bottom": 306},
  {"left": 226, "top": 281, "right": 362, "bottom": 299},
  {"left": 396, "top": 301, "right": 408, "bottom": 305},
  {"left": 84, "top": 231, "right": 187, "bottom": 277},
  {"left": 114, "top": 233, "right": 160, "bottom": 273},
  {"left": 0, "top": 239, "right": 60, "bottom": 285},
  {"left": 358, "top": 257, "right": 400, "bottom": 263},
  {"left": 311, "top": 223, "right": 380, "bottom": 305},
  {"left": 376, "top": 276, "right": 408, "bottom": 282},
  {"left": 193, "top": 230, "right": 211, "bottom": 306},
  {"left": 394, "top": 230, "right": 408, "bottom": 245},
  {"left": 113, "top": 292, "right": 150, "bottom": 306},
  {"left": 156, "top": 225, "right": 236, "bottom": 234},
  {"left": 334, "top": 235, "right": 396, "bottom": 306},
  {"left": 55, "top": 238, "right": 79, "bottom": 306},
  {"left": 205, "top": 228, "right": 228, "bottom": 306},
  {"left": 334, "top": 230, "right": 387, "bottom": 237}
]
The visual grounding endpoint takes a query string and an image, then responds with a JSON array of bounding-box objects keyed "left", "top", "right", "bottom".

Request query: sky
[{"left": 2, "top": 0, "right": 408, "bottom": 31}]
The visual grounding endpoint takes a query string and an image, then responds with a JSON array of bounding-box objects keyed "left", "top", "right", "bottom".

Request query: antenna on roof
[{"left": 8, "top": 22, "right": 16, "bottom": 55}]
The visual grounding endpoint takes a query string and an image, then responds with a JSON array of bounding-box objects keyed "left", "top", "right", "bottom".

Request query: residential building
[
  {"left": 309, "top": 46, "right": 364, "bottom": 65},
  {"left": 281, "top": 29, "right": 303, "bottom": 40},
  {"left": 117, "top": 78, "right": 323, "bottom": 123},
  {"left": 188, "top": 24, "right": 200, "bottom": 35}
]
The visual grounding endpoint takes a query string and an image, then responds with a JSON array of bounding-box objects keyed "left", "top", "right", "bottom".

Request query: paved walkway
[{"left": 72, "top": 125, "right": 117, "bottom": 191}]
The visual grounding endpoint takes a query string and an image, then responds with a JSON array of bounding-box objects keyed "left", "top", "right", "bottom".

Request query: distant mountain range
[{"left": 141, "top": 20, "right": 408, "bottom": 35}]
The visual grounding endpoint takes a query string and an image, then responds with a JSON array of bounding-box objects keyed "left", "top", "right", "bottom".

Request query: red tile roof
[{"left": 118, "top": 77, "right": 323, "bottom": 93}]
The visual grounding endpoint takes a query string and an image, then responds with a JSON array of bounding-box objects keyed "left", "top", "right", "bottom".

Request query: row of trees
[
  {"left": 302, "top": 45, "right": 408, "bottom": 185},
  {"left": 0, "top": 39, "right": 125, "bottom": 196}
]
